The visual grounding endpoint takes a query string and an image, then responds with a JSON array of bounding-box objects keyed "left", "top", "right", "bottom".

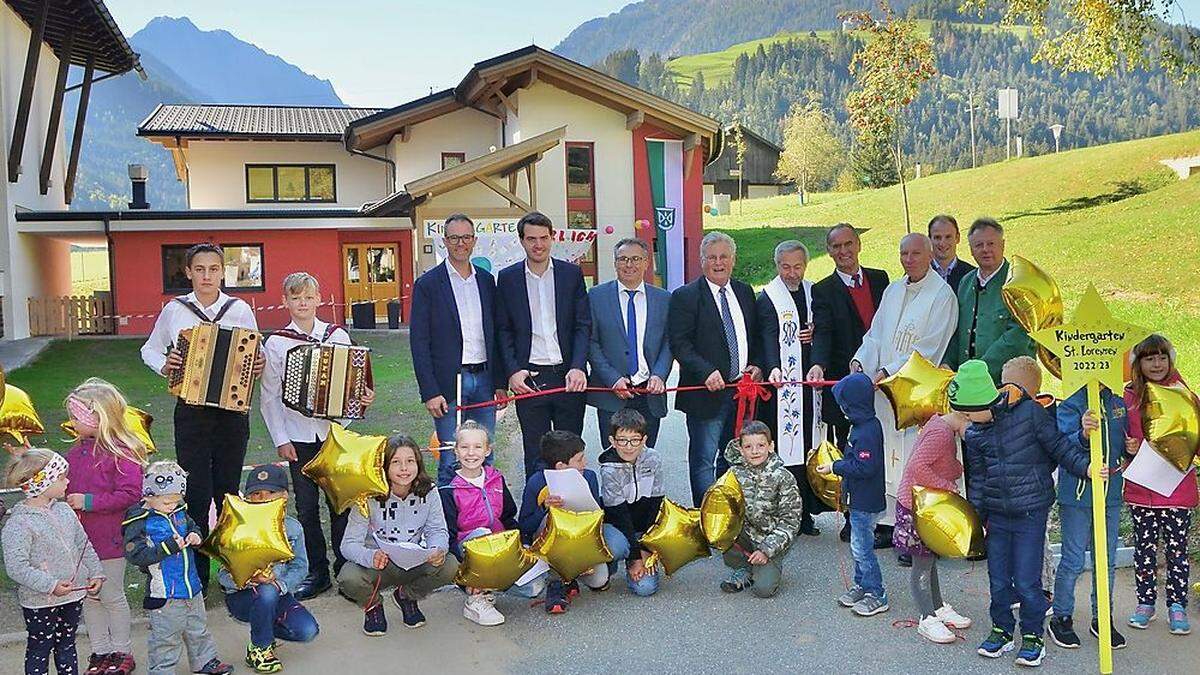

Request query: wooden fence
[{"left": 28, "top": 295, "right": 115, "bottom": 337}]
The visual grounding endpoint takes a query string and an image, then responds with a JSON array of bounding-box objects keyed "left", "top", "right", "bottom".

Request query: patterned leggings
[
  {"left": 22, "top": 600, "right": 82, "bottom": 675},
  {"left": 1130, "top": 505, "right": 1192, "bottom": 608}
]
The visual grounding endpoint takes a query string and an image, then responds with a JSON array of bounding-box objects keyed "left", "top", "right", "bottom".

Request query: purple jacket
[
  {"left": 439, "top": 466, "right": 518, "bottom": 554},
  {"left": 66, "top": 439, "right": 143, "bottom": 559}
]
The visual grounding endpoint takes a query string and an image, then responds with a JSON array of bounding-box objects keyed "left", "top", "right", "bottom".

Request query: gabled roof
[
  {"left": 138, "top": 104, "right": 385, "bottom": 141},
  {"left": 727, "top": 123, "right": 783, "bottom": 154},
  {"left": 4, "top": 0, "right": 142, "bottom": 75}
]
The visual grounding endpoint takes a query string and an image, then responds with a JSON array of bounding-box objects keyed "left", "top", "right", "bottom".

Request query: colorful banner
[
  {"left": 423, "top": 219, "right": 596, "bottom": 273},
  {"left": 646, "top": 139, "right": 685, "bottom": 290}
]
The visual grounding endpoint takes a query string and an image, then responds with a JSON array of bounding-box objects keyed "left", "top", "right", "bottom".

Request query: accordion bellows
[
  {"left": 283, "top": 344, "right": 372, "bottom": 420},
  {"left": 168, "top": 324, "right": 261, "bottom": 413}
]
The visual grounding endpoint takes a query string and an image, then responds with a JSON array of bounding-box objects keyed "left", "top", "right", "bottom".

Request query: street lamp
[{"left": 1050, "top": 123, "right": 1065, "bottom": 153}]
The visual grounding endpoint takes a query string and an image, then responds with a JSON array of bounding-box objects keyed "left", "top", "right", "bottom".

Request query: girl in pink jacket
[{"left": 63, "top": 379, "right": 147, "bottom": 675}]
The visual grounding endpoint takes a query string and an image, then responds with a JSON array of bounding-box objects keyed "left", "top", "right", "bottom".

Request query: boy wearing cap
[
  {"left": 219, "top": 464, "right": 319, "bottom": 673},
  {"left": 123, "top": 461, "right": 233, "bottom": 675},
  {"left": 954, "top": 359, "right": 1099, "bottom": 668}
]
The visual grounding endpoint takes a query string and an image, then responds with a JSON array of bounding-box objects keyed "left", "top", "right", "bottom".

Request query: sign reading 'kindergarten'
[
  {"left": 423, "top": 219, "right": 597, "bottom": 272},
  {"left": 1031, "top": 284, "right": 1148, "bottom": 393}
]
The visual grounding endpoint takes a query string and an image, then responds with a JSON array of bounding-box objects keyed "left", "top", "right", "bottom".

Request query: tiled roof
[{"left": 137, "top": 104, "right": 386, "bottom": 139}]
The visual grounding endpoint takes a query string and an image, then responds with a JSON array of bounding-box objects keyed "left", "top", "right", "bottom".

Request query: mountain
[{"left": 67, "top": 16, "right": 345, "bottom": 211}]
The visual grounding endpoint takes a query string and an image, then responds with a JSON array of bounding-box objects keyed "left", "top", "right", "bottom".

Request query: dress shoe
[{"left": 294, "top": 571, "right": 332, "bottom": 600}]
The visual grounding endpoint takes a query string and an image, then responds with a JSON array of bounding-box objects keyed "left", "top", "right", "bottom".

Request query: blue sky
[{"left": 107, "top": 0, "right": 1200, "bottom": 108}]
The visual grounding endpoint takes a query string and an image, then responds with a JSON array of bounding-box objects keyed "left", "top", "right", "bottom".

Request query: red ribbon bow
[{"left": 732, "top": 372, "right": 772, "bottom": 436}]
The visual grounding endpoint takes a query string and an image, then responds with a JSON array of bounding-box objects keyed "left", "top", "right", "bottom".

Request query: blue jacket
[
  {"left": 831, "top": 373, "right": 886, "bottom": 513},
  {"left": 1056, "top": 386, "right": 1127, "bottom": 508},
  {"left": 495, "top": 259, "right": 591, "bottom": 378},
  {"left": 122, "top": 503, "right": 203, "bottom": 607},
  {"left": 517, "top": 468, "right": 602, "bottom": 545},
  {"left": 963, "top": 388, "right": 1091, "bottom": 517},
  {"left": 409, "top": 261, "right": 501, "bottom": 401},
  {"left": 217, "top": 514, "right": 308, "bottom": 594},
  {"left": 586, "top": 280, "right": 673, "bottom": 417}
]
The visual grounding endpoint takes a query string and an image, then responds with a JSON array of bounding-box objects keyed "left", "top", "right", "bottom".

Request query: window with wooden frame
[
  {"left": 162, "top": 243, "right": 265, "bottom": 293},
  {"left": 441, "top": 152, "right": 466, "bottom": 170},
  {"left": 245, "top": 164, "right": 336, "bottom": 202}
]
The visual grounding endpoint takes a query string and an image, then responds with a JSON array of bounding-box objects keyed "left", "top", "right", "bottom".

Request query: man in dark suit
[
  {"left": 805, "top": 223, "right": 888, "bottom": 545},
  {"left": 928, "top": 214, "right": 975, "bottom": 291},
  {"left": 409, "top": 213, "right": 507, "bottom": 485},
  {"left": 496, "top": 211, "right": 591, "bottom": 477},
  {"left": 587, "top": 238, "right": 672, "bottom": 449},
  {"left": 669, "top": 231, "right": 761, "bottom": 506}
]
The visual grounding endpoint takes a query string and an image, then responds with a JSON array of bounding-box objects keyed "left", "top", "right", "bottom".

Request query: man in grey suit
[{"left": 587, "top": 238, "right": 672, "bottom": 449}]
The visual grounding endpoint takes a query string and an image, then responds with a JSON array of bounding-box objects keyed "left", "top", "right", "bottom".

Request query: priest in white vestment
[{"left": 851, "top": 233, "right": 958, "bottom": 530}]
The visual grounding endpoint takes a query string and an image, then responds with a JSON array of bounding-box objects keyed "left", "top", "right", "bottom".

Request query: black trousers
[
  {"left": 595, "top": 393, "right": 662, "bottom": 452},
  {"left": 289, "top": 439, "right": 348, "bottom": 577},
  {"left": 173, "top": 401, "right": 250, "bottom": 589},
  {"left": 515, "top": 367, "right": 585, "bottom": 478}
]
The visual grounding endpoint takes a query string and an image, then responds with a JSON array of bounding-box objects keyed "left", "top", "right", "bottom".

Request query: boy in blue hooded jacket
[{"left": 818, "top": 373, "right": 888, "bottom": 617}]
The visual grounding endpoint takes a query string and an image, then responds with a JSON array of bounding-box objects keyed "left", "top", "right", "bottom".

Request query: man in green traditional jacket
[{"left": 943, "top": 218, "right": 1034, "bottom": 382}]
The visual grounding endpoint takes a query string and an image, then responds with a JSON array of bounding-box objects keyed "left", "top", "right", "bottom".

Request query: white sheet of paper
[
  {"left": 1124, "top": 440, "right": 1188, "bottom": 497},
  {"left": 514, "top": 558, "right": 550, "bottom": 588},
  {"left": 372, "top": 533, "right": 431, "bottom": 570},
  {"left": 543, "top": 469, "right": 601, "bottom": 512}
]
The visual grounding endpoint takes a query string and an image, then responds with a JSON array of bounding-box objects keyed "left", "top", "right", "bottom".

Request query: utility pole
[{"left": 968, "top": 92, "right": 977, "bottom": 168}]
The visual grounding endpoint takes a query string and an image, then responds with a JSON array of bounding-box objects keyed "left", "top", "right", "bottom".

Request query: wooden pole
[
  {"left": 65, "top": 56, "right": 95, "bottom": 204},
  {"left": 40, "top": 26, "right": 75, "bottom": 195},
  {"left": 1088, "top": 380, "right": 1114, "bottom": 674},
  {"left": 8, "top": 0, "right": 49, "bottom": 182}
]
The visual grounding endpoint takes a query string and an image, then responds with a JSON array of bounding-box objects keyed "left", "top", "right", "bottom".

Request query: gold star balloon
[
  {"left": 1143, "top": 383, "right": 1200, "bottom": 472},
  {"left": 700, "top": 470, "right": 745, "bottom": 552},
  {"left": 912, "top": 486, "right": 983, "bottom": 559},
  {"left": 530, "top": 507, "right": 612, "bottom": 581},
  {"left": 1003, "top": 255, "right": 1064, "bottom": 378},
  {"left": 0, "top": 384, "right": 44, "bottom": 445},
  {"left": 453, "top": 529, "right": 540, "bottom": 591},
  {"left": 62, "top": 406, "right": 156, "bottom": 453},
  {"left": 807, "top": 440, "right": 844, "bottom": 511},
  {"left": 1030, "top": 284, "right": 1149, "bottom": 396},
  {"left": 640, "top": 498, "right": 710, "bottom": 575},
  {"left": 301, "top": 423, "right": 388, "bottom": 516},
  {"left": 201, "top": 494, "right": 294, "bottom": 588},
  {"left": 878, "top": 352, "right": 956, "bottom": 430}
]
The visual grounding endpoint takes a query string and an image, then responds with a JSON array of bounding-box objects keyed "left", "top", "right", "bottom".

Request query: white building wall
[
  {"left": 387, "top": 106, "right": 502, "bottom": 206},
  {"left": 183, "top": 140, "right": 390, "bottom": 209}
]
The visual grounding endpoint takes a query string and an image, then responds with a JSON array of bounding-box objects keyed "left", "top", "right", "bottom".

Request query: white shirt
[
  {"left": 617, "top": 281, "right": 650, "bottom": 384},
  {"left": 977, "top": 262, "right": 1004, "bottom": 288},
  {"left": 836, "top": 267, "right": 865, "bottom": 287},
  {"left": 705, "top": 278, "right": 748, "bottom": 374},
  {"left": 525, "top": 259, "right": 563, "bottom": 366},
  {"left": 457, "top": 470, "right": 486, "bottom": 488},
  {"left": 447, "top": 264, "right": 486, "bottom": 365},
  {"left": 140, "top": 291, "right": 258, "bottom": 375},
  {"left": 259, "top": 319, "right": 352, "bottom": 447}
]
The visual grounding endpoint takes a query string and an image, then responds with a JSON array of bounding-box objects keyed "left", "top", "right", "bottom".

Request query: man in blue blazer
[
  {"left": 587, "top": 238, "right": 672, "bottom": 448},
  {"left": 496, "top": 211, "right": 591, "bottom": 477},
  {"left": 409, "top": 214, "right": 507, "bottom": 484}
]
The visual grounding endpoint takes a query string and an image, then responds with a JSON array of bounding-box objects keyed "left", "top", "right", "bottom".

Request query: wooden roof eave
[
  {"left": 345, "top": 96, "right": 465, "bottom": 151},
  {"left": 403, "top": 125, "right": 566, "bottom": 199}
]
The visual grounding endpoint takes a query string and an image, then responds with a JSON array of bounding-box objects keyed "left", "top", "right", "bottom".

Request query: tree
[
  {"left": 596, "top": 49, "right": 641, "bottom": 86},
  {"left": 963, "top": 0, "right": 1200, "bottom": 81},
  {"left": 850, "top": 135, "right": 901, "bottom": 189},
  {"left": 776, "top": 101, "right": 844, "bottom": 204},
  {"left": 843, "top": 2, "right": 937, "bottom": 232}
]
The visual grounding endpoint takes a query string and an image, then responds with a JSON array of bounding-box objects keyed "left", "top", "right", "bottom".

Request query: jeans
[
  {"left": 685, "top": 396, "right": 736, "bottom": 506},
  {"left": 595, "top": 393, "right": 662, "bottom": 451},
  {"left": 433, "top": 368, "right": 498, "bottom": 485},
  {"left": 514, "top": 367, "right": 586, "bottom": 478},
  {"left": 986, "top": 508, "right": 1051, "bottom": 637},
  {"left": 224, "top": 584, "right": 319, "bottom": 649},
  {"left": 849, "top": 509, "right": 885, "bottom": 598},
  {"left": 460, "top": 527, "right": 542, "bottom": 598},
  {"left": 289, "top": 439, "right": 348, "bottom": 576},
  {"left": 147, "top": 596, "right": 218, "bottom": 675},
  {"left": 1053, "top": 502, "right": 1120, "bottom": 619}
]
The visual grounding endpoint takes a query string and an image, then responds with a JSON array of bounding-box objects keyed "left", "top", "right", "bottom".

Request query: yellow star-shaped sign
[{"left": 1030, "top": 284, "right": 1149, "bottom": 395}]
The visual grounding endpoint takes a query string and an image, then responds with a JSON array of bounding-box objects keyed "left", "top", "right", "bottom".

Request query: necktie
[
  {"left": 625, "top": 289, "right": 639, "bottom": 378},
  {"left": 853, "top": 273, "right": 861, "bottom": 289},
  {"left": 719, "top": 286, "right": 739, "bottom": 379}
]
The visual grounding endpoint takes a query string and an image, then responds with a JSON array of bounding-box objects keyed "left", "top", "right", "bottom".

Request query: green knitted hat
[{"left": 948, "top": 359, "right": 1001, "bottom": 412}]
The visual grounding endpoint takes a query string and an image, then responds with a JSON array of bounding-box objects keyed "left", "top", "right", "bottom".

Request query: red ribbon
[{"left": 732, "top": 372, "right": 773, "bottom": 436}]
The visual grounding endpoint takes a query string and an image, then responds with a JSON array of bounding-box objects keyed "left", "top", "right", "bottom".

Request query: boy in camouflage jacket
[{"left": 718, "top": 421, "right": 803, "bottom": 598}]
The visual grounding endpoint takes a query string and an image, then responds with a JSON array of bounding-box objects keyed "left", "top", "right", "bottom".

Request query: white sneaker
[
  {"left": 936, "top": 603, "right": 972, "bottom": 629},
  {"left": 463, "top": 593, "right": 505, "bottom": 626},
  {"left": 918, "top": 615, "right": 957, "bottom": 644}
]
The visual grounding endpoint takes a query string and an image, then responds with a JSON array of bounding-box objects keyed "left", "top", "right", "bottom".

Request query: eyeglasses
[
  {"left": 611, "top": 436, "right": 645, "bottom": 448},
  {"left": 615, "top": 256, "right": 646, "bottom": 265},
  {"left": 704, "top": 254, "right": 732, "bottom": 263},
  {"left": 445, "top": 234, "right": 475, "bottom": 244}
]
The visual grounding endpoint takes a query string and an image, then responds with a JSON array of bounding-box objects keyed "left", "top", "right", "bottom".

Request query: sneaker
[
  {"left": 977, "top": 627, "right": 1015, "bottom": 658},
  {"left": 851, "top": 593, "right": 889, "bottom": 617},
  {"left": 106, "top": 652, "right": 136, "bottom": 675},
  {"left": 838, "top": 584, "right": 866, "bottom": 608},
  {"left": 544, "top": 579, "right": 568, "bottom": 614},
  {"left": 918, "top": 615, "right": 956, "bottom": 644},
  {"left": 394, "top": 594, "right": 426, "bottom": 628},
  {"left": 1128, "top": 604, "right": 1156, "bottom": 629},
  {"left": 463, "top": 593, "right": 505, "bottom": 626},
  {"left": 1089, "top": 617, "right": 1126, "bottom": 649},
  {"left": 720, "top": 567, "right": 753, "bottom": 593},
  {"left": 589, "top": 579, "right": 611, "bottom": 592},
  {"left": 245, "top": 643, "right": 283, "bottom": 674},
  {"left": 362, "top": 603, "right": 387, "bottom": 636},
  {"left": 1048, "top": 615, "right": 1080, "bottom": 649},
  {"left": 565, "top": 579, "right": 581, "bottom": 600},
  {"left": 85, "top": 654, "right": 109, "bottom": 675},
  {"left": 194, "top": 658, "right": 235, "bottom": 675},
  {"left": 1015, "top": 634, "right": 1045, "bottom": 667},
  {"left": 1168, "top": 603, "right": 1191, "bottom": 635},
  {"left": 936, "top": 604, "right": 972, "bottom": 629}
]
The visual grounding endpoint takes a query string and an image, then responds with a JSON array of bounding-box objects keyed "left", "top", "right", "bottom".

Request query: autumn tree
[
  {"left": 843, "top": 2, "right": 936, "bottom": 232},
  {"left": 776, "top": 101, "right": 844, "bottom": 204}
]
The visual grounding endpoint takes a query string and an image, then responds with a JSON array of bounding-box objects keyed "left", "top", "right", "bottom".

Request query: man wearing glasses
[
  {"left": 586, "top": 238, "right": 673, "bottom": 450},
  {"left": 409, "top": 213, "right": 508, "bottom": 485}
]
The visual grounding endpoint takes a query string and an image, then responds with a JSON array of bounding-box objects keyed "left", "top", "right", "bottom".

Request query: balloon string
[
  {"left": 365, "top": 571, "right": 384, "bottom": 612},
  {"left": 455, "top": 378, "right": 840, "bottom": 412}
]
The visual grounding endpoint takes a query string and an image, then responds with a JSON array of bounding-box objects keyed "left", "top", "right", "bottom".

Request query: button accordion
[
  {"left": 167, "top": 323, "right": 261, "bottom": 413},
  {"left": 282, "top": 344, "right": 372, "bottom": 420}
]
